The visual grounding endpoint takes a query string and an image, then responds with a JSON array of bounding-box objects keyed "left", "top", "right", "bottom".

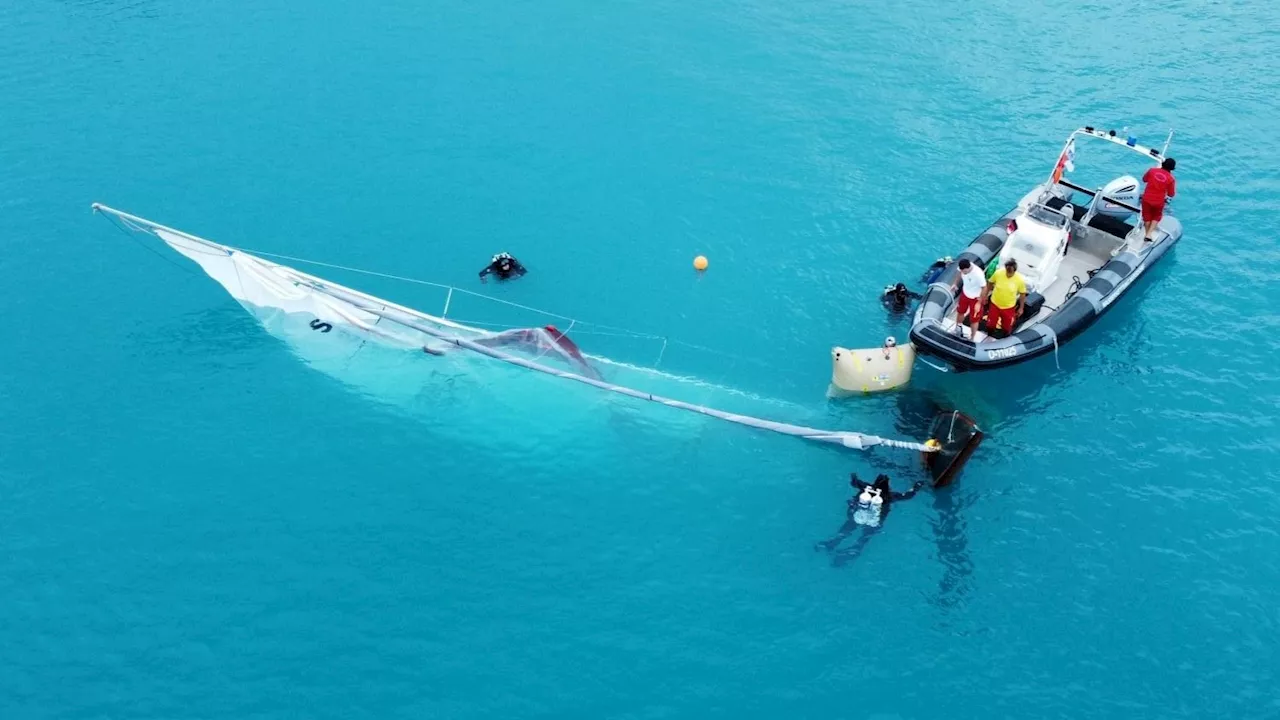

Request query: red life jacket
[{"left": 1142, "top": 167, "right": 1176, "bottom": 205}]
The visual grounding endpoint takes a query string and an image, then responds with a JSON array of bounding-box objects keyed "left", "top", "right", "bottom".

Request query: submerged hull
[
  {"left": 909, "top": 197, "right": 1182, "bottom": 372},
  {"left": 93, "top": 203, "right": 952, "bottom": 455}
]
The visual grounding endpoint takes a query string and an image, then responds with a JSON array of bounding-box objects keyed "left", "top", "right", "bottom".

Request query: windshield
[{"left": 1026, "top": 204, "right": 1067, "bottom": 228}]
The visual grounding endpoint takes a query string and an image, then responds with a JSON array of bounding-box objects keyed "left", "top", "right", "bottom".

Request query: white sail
[
  {"left": 152, "top": 227, "right": 463, "bottom": 352},
  {"left": 93, "top": 203, "right": 937, "bottom": 454}
]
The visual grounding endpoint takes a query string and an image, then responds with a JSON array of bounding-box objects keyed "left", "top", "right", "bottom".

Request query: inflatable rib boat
[{"left": 906, "top": 126, "right": 1181, "bottom": 372}]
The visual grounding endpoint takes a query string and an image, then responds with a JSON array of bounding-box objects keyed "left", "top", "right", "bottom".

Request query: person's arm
[
  {"left": 908, "top": 289, "right": 923, "bottom": 300},
  {"left": 478, "top": 263, "right": 495, "bottom": 283},
  {"left": 892, "top": 480, "right": 927, "bottom": 501},
  {"left": 1168, "top": 176, "right": 1176, "bottom": 199},
  {"left": 849, "top": 473, "right": 870, "bottom": 490},
  {"left": 1016, "top": 277, "right": 1027, "bottom": 315}
]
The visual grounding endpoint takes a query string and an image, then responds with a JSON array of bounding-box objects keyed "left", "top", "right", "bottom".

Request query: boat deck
[{"left": 1031, "top": 248, "right": 1108, "bottom": 319}]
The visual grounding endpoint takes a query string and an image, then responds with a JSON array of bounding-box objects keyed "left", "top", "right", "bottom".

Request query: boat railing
[
  {"left": 1067, "top": 126, "right": 1169, "bottom": 162},
  {"left": 1045, "top": 126, "right": 1171, "bottom": 217},
  {"left": 1026, "top": 201, "right": 1072, "bottom": 228}
]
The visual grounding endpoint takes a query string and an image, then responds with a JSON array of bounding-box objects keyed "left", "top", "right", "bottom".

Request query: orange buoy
[{"left": 693, "top": 255, "right": 709, "bottom": 271}]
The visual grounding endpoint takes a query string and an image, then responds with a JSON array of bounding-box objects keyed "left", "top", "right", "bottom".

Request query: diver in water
[
  {"left": 478, "top": 252, "right": 527, "bottom": 283},
  {"left": 920, "top": 255, "right": 952, "bottom": 285},
  {"left": 816, "top": 473, "right": 925, "bottom": 564},
  {"left": 881, "top": 282, "right": 922, "bottom": 314}
]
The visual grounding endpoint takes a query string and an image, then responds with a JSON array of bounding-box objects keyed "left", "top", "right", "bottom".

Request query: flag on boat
[{"left": 1051, "top": 138, "right": 1075, "bottom": 184}]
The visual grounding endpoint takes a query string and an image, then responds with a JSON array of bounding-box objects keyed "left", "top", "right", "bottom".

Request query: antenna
[{"left": 1161, "top": 129, "right": 1174, "bottom": 157}]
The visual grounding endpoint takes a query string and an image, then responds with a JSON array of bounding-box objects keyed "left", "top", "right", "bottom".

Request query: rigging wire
[{"left": 234, "top": 245, "right": 782, "bottom": 370}]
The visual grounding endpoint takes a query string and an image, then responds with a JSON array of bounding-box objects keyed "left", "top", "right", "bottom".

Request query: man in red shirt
[{"left": 1141, "top": 157, "right": 1177, "bottom": 242}]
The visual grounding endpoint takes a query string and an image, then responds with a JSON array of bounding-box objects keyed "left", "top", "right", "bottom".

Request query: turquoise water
[{"left": 5, "top": 0, "right": 1280, "bottom": 717}]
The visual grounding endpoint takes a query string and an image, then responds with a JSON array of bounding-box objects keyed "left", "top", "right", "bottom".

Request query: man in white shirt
[{"left": 954, "top": 258, "right": 986, "bottom": 338}]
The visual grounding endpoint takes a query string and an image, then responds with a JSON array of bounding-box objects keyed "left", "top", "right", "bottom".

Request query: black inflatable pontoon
[{"left": 924, "top": 411, "right": 983, "bottom": 488}]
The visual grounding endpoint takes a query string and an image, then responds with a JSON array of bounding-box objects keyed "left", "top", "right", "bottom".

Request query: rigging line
[
  {"left": 654, "top": 337, "right": 669, "bottom": 368},
  {"left": 563, "top": 328, "right": 659, "bottom": 339},
  {"left": 125, "top": 219, "right": 235, "bottom": 261},
  {"left": 101, "top": 212, "right": 200, "bottom": 278},
  {"left": 121, "top": 218, "right": 233, "bottom": 259},
  {"left": 439, "top": 318, "right": 522, "bottom": 330},
  {"left": 346, "top": 304, "right": 385, "bottom": 361},
  {"left": 240, "top": 250, "right": 663, "bottom": 339},
  {"left": 317, "top": 288, "right": 935, "bottom": 453},
  {"left": 441, "top": 286, "right": 454, "bottom": 318},
  {"left": 236, "top": 246, "right": 661, "bottom": 340},
  {"left": 228, "top": 252, "right": 250, "bottom": 301},
  {"left": 698, "top": 355, "right": 738, "bottom": 410},
  {"left": 533, "top": 319, "right": 577, "bottom": 364},
  {"left": 443, "top": 286, "right": 665, "bottom": 339},
  {"left": 235, "top": 249, "right": 456, "bottom": 291},
  {"left": 563, "top": 323, "right": 661, "bottom": 339},
  {"left": 661, "top": 336, "right": 779, "bottom": 369},
  {"left": 236, "top": 247, "right": 582, "bottom": 328}
]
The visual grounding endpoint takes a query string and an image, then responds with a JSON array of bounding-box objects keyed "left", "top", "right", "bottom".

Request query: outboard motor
[{"left": 1097, "top": 175, "right": 1141, "bottom": 217}]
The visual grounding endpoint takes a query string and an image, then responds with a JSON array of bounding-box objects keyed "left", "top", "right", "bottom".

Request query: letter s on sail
[{"left": 309, "top": 319, "right": 333, "bottom": 333}]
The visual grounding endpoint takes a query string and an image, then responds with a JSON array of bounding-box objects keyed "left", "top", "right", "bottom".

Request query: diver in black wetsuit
[
  {"left": 881, "top": 283, "right": 922, "bottom": 314},
  {"left": 816, "top": 473, "right": 925, "bottom": 564},
  {"left": 478, "top": 252, "right": 527, "bottom": 283},
  {"left": 920, "top": 256, "right": 952, "bottom": 285}
]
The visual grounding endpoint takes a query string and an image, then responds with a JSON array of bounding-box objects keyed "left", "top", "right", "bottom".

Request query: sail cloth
[
  {"left": 152, "top": 227, "right": 462, "bottom": 352},
  {"left": 471, "top": 326, "right": 603, "bottom": 380},
  {"left": 93, "top": 204, "right": 937, "bottom": 454}
]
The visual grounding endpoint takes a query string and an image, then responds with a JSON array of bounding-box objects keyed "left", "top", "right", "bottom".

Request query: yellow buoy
[{"left": 693, "top": 255, "right": 709, "bottom": 271}]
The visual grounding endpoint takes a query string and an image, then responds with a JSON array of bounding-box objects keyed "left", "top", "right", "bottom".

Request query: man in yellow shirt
[{"left": 981, "top": 259, "right": 1027, "bottom": 338}]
